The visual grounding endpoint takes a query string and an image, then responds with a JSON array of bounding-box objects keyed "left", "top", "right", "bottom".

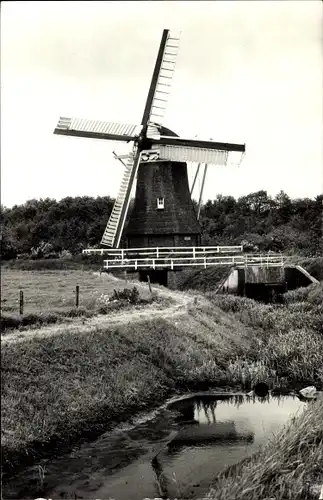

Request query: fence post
[
  {"left": 75, "top": 285, "right": 79, "bottom": 307},
  {"left": 19, "top": 290, "right": 24, "bottom": 315},
  {"left": 147, "top": 275, "right": 152, "bottom": 294}
]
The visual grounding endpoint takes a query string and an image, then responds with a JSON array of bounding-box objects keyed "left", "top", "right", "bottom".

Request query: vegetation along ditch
[
  {"left": 1, "top": 266, "right": 323, "bottom": 498},
  {"left": 1, "top": 265, "right": 323, "bottom": 499}
]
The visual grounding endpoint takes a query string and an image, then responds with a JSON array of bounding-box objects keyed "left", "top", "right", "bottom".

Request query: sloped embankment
[
  {"left": 2, "top": 278, "right": 323, "bottom": 496},
  {"left": 1, "top": 287, "right": 257, "bottom": 477}
]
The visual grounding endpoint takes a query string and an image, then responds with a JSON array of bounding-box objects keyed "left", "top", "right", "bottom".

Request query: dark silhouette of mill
[{"left": 126, "top": 127, "right": 201, "bottom": 249}]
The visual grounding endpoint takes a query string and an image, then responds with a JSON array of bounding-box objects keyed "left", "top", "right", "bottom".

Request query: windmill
[{"left": 54, "top": 29, "right": 245, "bottom": 249}]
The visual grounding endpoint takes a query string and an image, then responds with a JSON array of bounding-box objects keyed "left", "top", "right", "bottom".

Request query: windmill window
[{"left": 157, "top": 197, "right": 165, "bottom": 209}]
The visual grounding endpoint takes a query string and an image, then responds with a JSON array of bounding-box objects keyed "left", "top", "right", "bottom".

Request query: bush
[
  {"left": 111, "top": 287, "right": 140, "bottom": 304},
  {"left": 59, "top": 249, "right": 73, "bottom": 260},
  {"left": 284, "top": 283, "right": 323, "bottom": 307},
  {"left": 283, "top": 286, "right": 312, "bottom": 304},
  {"left": 65, "top": 307, "right": 92, "bottom": 318}
]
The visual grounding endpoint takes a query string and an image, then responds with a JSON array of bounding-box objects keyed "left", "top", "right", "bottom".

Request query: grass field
[{"left": 1, "top": 269, "right": 153, "bottom": 315}]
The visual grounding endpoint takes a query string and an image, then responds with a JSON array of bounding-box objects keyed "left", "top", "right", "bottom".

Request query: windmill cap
[{"left": 159, "top": 125, "right": 179, "bottom": 137}]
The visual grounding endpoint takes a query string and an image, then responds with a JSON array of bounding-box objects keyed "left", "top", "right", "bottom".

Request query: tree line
[{"left": 0, "top": 190, "right": 322, "bottom": 259}]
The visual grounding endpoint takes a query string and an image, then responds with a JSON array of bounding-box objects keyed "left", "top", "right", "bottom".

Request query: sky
[{"left": 1, "top": 0, "right": 323, "bottom": 208}]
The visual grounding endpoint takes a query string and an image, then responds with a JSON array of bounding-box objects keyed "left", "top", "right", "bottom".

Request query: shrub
[
  {"left": 65, "top": 307, "right": 91, "bottom": 318},
  {"left": 0, "top": 315, "right": 21, "bottom": 330},
  {"left": 59, "top": 249, "right": 73, "bottom": 260},
  {"left": 283, "top": 286, "right": 311, "bottom": 304},
  {"left": 307, "top": 283, "right": 323, "bottom": 305},
  {"left": 283, "top": 283, "right": 323, "bottom": 306},
  {"left": 111, "top": 287, "right": 140, "bottom": 304}
]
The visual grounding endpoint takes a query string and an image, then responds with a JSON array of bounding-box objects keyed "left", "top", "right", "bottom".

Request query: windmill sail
[
  {"left": 142, "top": 30, "right": 181, "bottom": 131},
  {"left": 53, "top": 28, "right": 247, "bottom": 251},
  {"left": 157, "top": 145, "right": 229, "bottom": 165},
  {"left": 54, "top": 117, "right": 141, "bottom": 142},
  {"left": 101, "top": 152, "right": 142, "bottom": 248},
  {"left": 151, "top": 136, "right": 245, "bottom": 166}
]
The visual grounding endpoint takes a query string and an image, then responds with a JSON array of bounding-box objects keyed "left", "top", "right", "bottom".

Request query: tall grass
[{"left": 207, "top": 283, "right": 323, "bottom": 388}]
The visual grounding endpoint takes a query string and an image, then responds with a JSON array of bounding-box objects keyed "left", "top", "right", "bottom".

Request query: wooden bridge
[{"left": 82, "top": 246, "right": 288, "bottom": 271}]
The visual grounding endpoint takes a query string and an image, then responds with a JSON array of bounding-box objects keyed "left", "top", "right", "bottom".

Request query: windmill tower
[{"left": 54, "top": 29, "right": 245, "bottom": 251}]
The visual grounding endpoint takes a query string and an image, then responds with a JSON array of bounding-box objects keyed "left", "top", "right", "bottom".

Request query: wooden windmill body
[
  {"left": 126, "top": 126, "right": 201, "bottom": 249},
  {"left": 54, "top": 30, "right": 245, "bottom": 252}
]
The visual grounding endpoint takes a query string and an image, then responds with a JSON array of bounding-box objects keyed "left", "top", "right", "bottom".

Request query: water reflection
[
  {"left": 2, "top": 393, "right": 306, "bottom": 500},
  {"left": 166, "top": 395, "right": 255, "bottom": 450},
  {"left": 168, "top": 392, "right": 275, "bottom": 422},
  {"left": 153, "top": 393, "right": 306, "bottom": 498}
]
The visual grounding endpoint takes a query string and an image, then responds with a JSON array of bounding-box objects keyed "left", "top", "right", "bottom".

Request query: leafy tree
[{"left": 0, "top": 191, "right": 321, "bottom": 259}]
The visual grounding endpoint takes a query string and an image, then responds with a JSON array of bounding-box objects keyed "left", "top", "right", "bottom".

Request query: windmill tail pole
[
  {"left": 190, "top": 163, "right": 201, "bottom": 197},
  {"left": 197, "top": 164, "right": 208, "bottom": 220}
]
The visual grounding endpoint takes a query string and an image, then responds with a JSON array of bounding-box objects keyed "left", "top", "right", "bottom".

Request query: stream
[{"left": 3, "top": 392, "right": 306, "bottom": 500}]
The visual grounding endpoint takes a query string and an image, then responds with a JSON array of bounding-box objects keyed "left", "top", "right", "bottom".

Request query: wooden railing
[
  {"left": 102, "top": 253, "right": 287, "bottom": 271},
  {"left": 83, "top": 245, "right": 243, "bottom": 259}
]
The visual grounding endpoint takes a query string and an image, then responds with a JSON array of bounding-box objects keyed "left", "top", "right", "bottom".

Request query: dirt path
[{"left": 1, "top": 274, "right": 201, "bottom": 346}]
